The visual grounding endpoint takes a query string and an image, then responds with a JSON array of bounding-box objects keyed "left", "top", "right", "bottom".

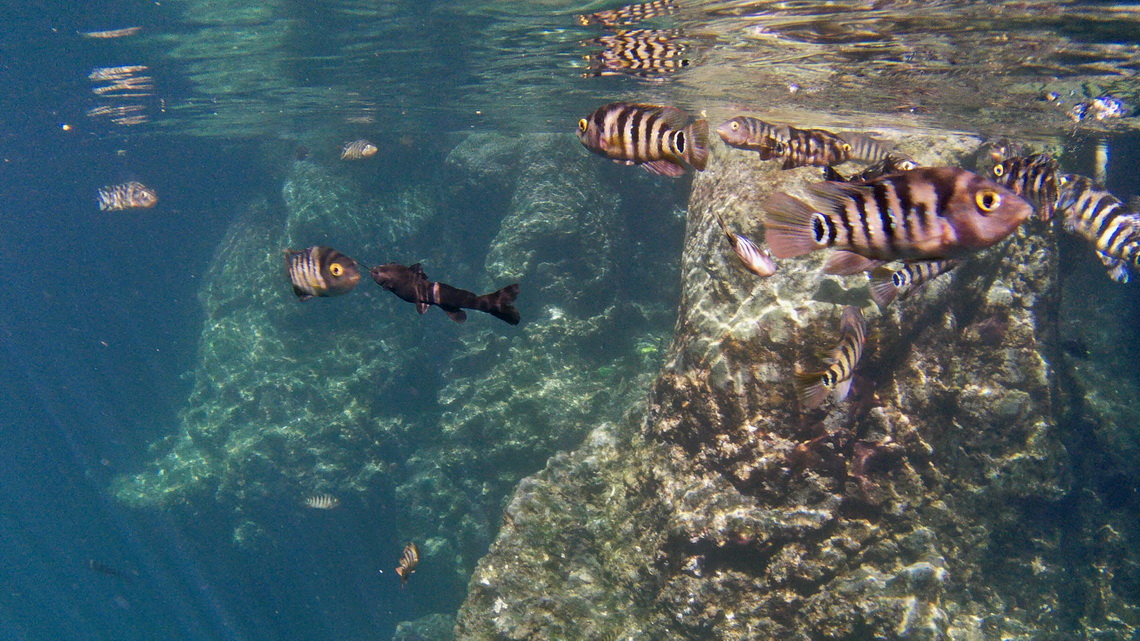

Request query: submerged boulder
[{"left": 456, "top": 133, "right": 1139, "bottom": 639}]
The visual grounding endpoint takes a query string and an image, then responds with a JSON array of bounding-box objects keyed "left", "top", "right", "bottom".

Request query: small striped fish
[
  {"left": 794, "top": 306, "right": 867, "bottom": 409},
  {"left": 991, "top": 154, "right": 1059, "bottom": 221},
  {"left": 822, "top": 153, "right": 918, "bottom": 184},
  {"left": 716, "top": 117, "right": 893, "bottom": 169},
  {"left": 714, "top": 211, "right": 776, "bottom": 277},
  {"left": 577, "top": 102, "right": 709, "bottom": 177},
  {"left": 583, "top": 29, "right": 690, "bottom": 79},
  {"left": 303, "top": 494, "right": 340, "bottom": 510},
  {"left": 867, "top": 259, "right": 961, "bottom": 308},
  {"left": 284, "top": 246, "right": 362, "bottom": 301},
  {"left": 762, "top": 167, "right": 1032, "bottom": 263},
  {"left": 395, "top": 542, "right": 419, "bottom": 585},
  {"left": 1055, "top": 174, "right": 1140, "bottom": 282},
  {"left": 578, "top": 0, "right": 677, "bottom": 27},
  {"left": 340, "top": 139, "right": 378, "bottom": 160},
  {"left": 97, "top": 181, "right": 157, "bottom": 211}
]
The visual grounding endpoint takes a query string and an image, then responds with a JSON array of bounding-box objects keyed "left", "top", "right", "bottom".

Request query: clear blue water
[{"left": 2, "top": 1, "right": 1139, "bottom": 640}]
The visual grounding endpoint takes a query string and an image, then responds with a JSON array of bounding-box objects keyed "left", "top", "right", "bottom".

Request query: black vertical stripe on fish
[
  {"left": 395, "top": 542, "right": 419, "bottom": 585},
  {"left": 870, "top": 182, "right": 897, "bottom": 256},
  {"left": 991, "top": 154, "right": 1059, "bottom": 221}
]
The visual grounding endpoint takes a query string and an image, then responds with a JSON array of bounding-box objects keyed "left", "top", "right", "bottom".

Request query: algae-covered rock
[{"left": 456, "top": 134, "right": 1139, "bottom": 640}]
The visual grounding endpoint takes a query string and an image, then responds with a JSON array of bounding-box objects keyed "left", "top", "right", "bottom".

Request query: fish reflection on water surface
[{"left": 582, "top": 29, "right": 691, "bottom": 79}]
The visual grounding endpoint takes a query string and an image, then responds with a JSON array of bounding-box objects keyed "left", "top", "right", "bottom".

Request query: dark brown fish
[
  {"left": 577, "top": 102, "right": 709, "bottom": 177},
  {"left": 867, "top": 259, "right": 961, "bottom": 308},
  {"left": 369, "top": 263, "right": 520, "bottom": 325},
  {"left": 395, "top": 542, "right": 419, "bottom": 585},
  {"left": 990, "top": 154, "right": 1059, "bottom": 221},
  {"left": 577, "top": 0, "right": 677, "bottom": 27},
  {"left": 87, "top": 559, "right": 139, "bottom": 582},
  {"left": 284, "top": 246, "right": 362, "bottom": 301},
  {"left": 582, "top": 29, "right": 690, "bottom": 79},
  {"left": 97, "top": 181, "right": 157, "bottom": 211},
  {"left": 794, "top": 306, "right": 866, "bottom": 410},
  {"left": 762, "top": 167, "right": 1032, "bottom": 265}
]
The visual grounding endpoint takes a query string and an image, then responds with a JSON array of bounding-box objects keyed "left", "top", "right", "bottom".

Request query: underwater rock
[
  {"left": 392, "top": 613, "right": 456, "bottom": 641},
  {"left": 456, "top": 134, "right": 1139, "bottom": 639}
]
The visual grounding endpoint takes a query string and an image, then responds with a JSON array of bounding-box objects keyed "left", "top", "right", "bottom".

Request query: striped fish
[
  {"left": 583, "top": 29, "right": 690, "bottom": 79},
  {"left": 991, "top": 154, "right": 1059, "bottom": 221},
  {"left": 761, "top": 167, "right": 1032, "bottom": 263},
  {"left": 340, "top": 139, "right": 378, "bottom": 160},
  {"left": 577, "top": 0, "right": 677, "bottom": 27},
  {"left": 303, "top": 494, "right": 340, "bottom": 510},
  {"left": 395, "top": 542, "right": 419, "bottom": 585},
  {"left": 284, "top": 246, "right": 362, "bottom": 301},
  {"left": 794, "top": 306, "right": 867, "bottom": 410},
  {"left": 823, "top": 153, "right": 919, "bottom": 184},
  {"left": 867, "top": 259, "right": 961, "bottom": 308},
  {"left": 716, "top": 117, "right": 893, "bottom": 169},
  {"left": 577, "top": 102, "right": 709, "bottom": 177},
  {"left": 1055, "top": 174, "right": 1140, "bottom": 282},
  {"left": 714, "top": 211, "right": 777, "bottom": 277},
  {"left": 97, "top": 181, "right": 157, "bottom": 211}
]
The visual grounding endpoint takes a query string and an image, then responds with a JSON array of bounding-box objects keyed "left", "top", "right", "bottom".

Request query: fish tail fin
[
  {"left": 762, "top": 193, "right": 823, "bottom": 259},
  {"left": 481, "top": 284, "right": 521, "bottom": 325},
  {"left": 683, "top": 119, "right": 710, "bottom": 171},
  {"left": 793, "top": 369, "right": 830, "bottom": 410},
  {"left": 867, "top": 267, "right": 900, "bottom": 308}
]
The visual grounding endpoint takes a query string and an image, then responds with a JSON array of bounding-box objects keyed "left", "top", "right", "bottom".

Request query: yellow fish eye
[
  {"left": 842, "top": 143, "right": 852, "bottom": 152},
  {"left": 330, "top": 263, "right": 344, "bottom": 277},
  {"left": 976, "top": 189, "right": 1001, "bottom": 212},
  {"left": 730, "top": 121, "right": 740, "bottom": 131},
  {"left": 578, "top": 118, "right": 588, "bottom": 132},
  {"left": 992, "top": 164, "right": 1005, "bottom": 178}
]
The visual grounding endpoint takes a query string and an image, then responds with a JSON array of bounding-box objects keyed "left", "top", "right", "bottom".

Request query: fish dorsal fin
[
  {"left": 656, "top": 105, "right": 689, "bottom": 130},
  {"left": 409, "top": 263, "right": 427, "bottom": 278}
]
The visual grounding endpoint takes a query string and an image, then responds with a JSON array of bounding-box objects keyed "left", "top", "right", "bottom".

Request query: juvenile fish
[
  {"left": 369, "top": 263, "right": 521, "bottom": 325},
  {"left": 991, "top": 154, "right": 1059, "bottom": 221},
  {"left": 340, "top": 139, "right": 378, "bottom": 160},
  {"left": 713, "top": 212, "right": 776, "bottom": 277},
  {"left": 303, "top": 494, "right": 340, "bottom": 510},
  {"left": 578, "top": 102, "right": 709, "bottom": 177},
  {"left": 1055, "top": 174, "right": 1140, "bottom": 282},
  {"left": 762, "top": 167, "right": 1032, "bottom": 264},
  {"left": 822, "top": 153, "right": 918, "bottom": 183},
  {"left": 577, "top": 0, "right": 677, "bottom": 27},
  {"left": 395, "top": 542, "right": 419, "bottom": 585},
  {"left": 867, "top": 259, "right": 961, "bottom": 308},
  {"left": 284, "top": 246, "right": 362, "bottom": 301},
  {"left": 794, "top": 306, "right": 866, "bottom": 409},
  {"left": 97, "top": 181, "right": 157, "bottom": 211}
]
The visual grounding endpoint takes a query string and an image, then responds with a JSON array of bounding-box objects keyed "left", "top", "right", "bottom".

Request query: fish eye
[
  {"left": 842, "top": 143, "right": 852, "bottom": 152},
  {"left": 330, "top": 263, "right": 344, "bottom": 277},
  {"left": 578, "top": 118, "right": 588, "bottom": 132},
  {"left": 992, "top": 164, "right": 1005, "bottom": 178},
  {"left": 730, "top": 121, "right": 740, "bottom": 131},
  {"left": 975, "top": 189, "right": 1001, "bottom": 212},
  {"left": 899, "top": 160, "right": 916, "bottom": 170}
]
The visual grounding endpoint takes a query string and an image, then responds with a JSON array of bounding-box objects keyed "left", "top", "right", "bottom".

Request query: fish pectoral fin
[
  {"left": 293, "top": 286, "right": 313, "bottom": 301},
  {"left": 416, "top": 302, "right": 430, "bottom": 314},
  {"left": 823, "top": 251, "right": 884, "bottom": 275},
  {"left": 642, "top": 159, "right": 686, "bottom": 177},
  {"left": 443, "top": 308, "right": 467, "bottom": 323}
]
